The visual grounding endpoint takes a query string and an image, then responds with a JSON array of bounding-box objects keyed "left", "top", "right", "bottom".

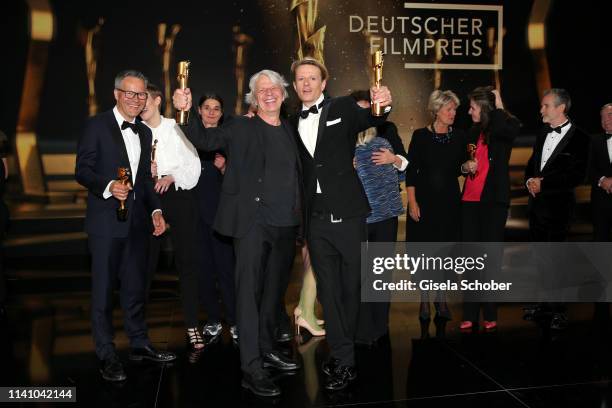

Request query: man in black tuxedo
[
  {"left": 589, "top": 103, "right": 612, "bottom": 323},
  {"left": 76, "top": 70, "right": 176, "bottom": 382},
  {"left": 290, "top": 57, "right": 392, "bottom": 391},
  {"left": 524, "top": 88, "right": 589, "bottom": 329},
  {"left": 589, "top": 103, "right": 612, "bottom": 241},
  {"left": 173, "top": 69, "right": 301, "bottom": 398}
]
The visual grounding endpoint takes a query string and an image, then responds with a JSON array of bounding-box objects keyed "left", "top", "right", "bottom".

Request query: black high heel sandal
[{"left": 186, "top": 327, "right": 205, "bottom": 350}]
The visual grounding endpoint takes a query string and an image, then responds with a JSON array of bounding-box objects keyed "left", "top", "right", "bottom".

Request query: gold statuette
[
  {"left": 467, "top": 143, "right": 477, "bottom": 180},
  {"left": 371, "top": 50, "right": 384, "bottom": 116},
  {"left": 151, "top": 139, "right": 158, "bottom": 181},
  {"left": 117, "top": 167, "right": 131, "bottom": 222},
  {"left": 175, "top": 60, "right": 190, "bottom": 125}
]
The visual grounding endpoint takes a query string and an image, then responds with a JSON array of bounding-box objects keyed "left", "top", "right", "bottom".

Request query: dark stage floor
[{"left": 1, "top": 209, "right": 611, "bottom": 407}]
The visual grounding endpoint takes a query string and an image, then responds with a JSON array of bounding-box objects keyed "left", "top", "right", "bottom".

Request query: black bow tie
[
  {"left": 121, "top": 121, "right": 139, "bottom": 134},
  {"left": 546, "top": 121, "right": 570, "bottom": 134},
  {"left": 300, "top": 104, "right": 319, "bottom": 119},
  {"left": 606, "top": 133, "right": 612, "bottom": 140}
]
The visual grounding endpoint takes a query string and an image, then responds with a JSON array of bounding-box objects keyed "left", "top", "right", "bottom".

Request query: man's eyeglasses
[{"left": 116, "top": 88, "right": 148, "bottom": 100}]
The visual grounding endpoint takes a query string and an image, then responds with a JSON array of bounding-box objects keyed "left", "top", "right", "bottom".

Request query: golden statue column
[
  {"left": 158, "top": 23, "right": 181, "bottom": 118},
  {"left": 82, "top": 18, "right": 104, "bottom": 117},
  {"left": 290, "top": 0, "right": 326, "bottom": 63},
  {"left": 528, "top": 0, "right": 552, "bottom": 97},
  {"left": 233, "top": 26, "right": 253, "bottom": 115}
]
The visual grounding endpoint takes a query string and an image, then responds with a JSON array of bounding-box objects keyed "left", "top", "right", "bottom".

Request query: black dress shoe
[
  {"left": 324, "top": 365, "right": 357, "bottom": 391},
  {"left": 322, "top": 358, "right": 340, "bottom": 377},
  {"left": 263, "top": 351, "right": 300, "bottom": 371},
  {"left": 276, "top": 327, "right": 293, "bottom": 343},
  {"left": 241, "top": 371, "right": 281, "bottom": 397},
  {"left": 100, "top": 354, "right": 127, "bottom": 382},
  {"left": 129, "top": 345, "right": 176, "bottom": 362},
  {"left": 550, "top": 313, "right": 568, "bottom": 330}
]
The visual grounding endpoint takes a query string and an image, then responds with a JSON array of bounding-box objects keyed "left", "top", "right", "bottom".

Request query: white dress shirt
[
  {"left": 146, "top": 116, "right": 200, "bottom": 190},
  {"left": 298, "top": 94, "right": 325, "bottom": 193},
  {"left": 540, "top": 121, "right": 571, "bottom": 170},
  {"left": 103, "top": 106, "right": 142, "bottom": 199},
  {"left": 607, "top": 134, "right": 612, "bottom": 164}
]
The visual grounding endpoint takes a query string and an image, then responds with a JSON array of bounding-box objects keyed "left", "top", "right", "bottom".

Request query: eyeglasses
[
  {"left": 116, "top": 88, "right": 148, "bottom": 100},
  {"left": 257, "top": 87, "right": 282, "bottom": 96}
]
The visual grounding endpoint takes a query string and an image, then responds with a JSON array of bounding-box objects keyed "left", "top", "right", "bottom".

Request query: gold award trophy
[
  {"left": 151, "top": 139, "right": 158, "bottom": 181},
  {"left": 371, "top": 50, "right": 384, "bottom": 116},
  {"left": 175, "top": 60, "right": 190, "bottom": 125},
  {"left": 467, "top": 143, "right": 477, "bottom": 180},
  {"left": 117, "top": 167, "right": 131, "bottom": 222}
]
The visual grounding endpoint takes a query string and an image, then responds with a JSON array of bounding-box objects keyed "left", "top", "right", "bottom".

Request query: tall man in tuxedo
[
  {"left": 290, "top": 57, "right": 392, "bottom": 391},
  {"left": 589, "top": 103, "right": 612, "bottom": 323},
  {"left": 524, "top": 88, "right": 589, "bottom": 329},
  {"left": 173, "top": 69, "right": 302, "bottom": 398},
  {"left": 589, "top": 103, "right": 612, "bottom": 241},
  {"left": 76, "top": 70, "right": 176, "bottom": 382}
]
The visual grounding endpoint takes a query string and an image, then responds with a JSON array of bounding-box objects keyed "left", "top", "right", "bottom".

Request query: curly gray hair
[{"left": 244, "top": 69, "right": 289, "bottom": 108}]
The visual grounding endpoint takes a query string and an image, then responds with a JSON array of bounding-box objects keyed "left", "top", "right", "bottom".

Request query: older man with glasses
[{"left": 76, "top": 70, "right": 176, "bottom": 383}]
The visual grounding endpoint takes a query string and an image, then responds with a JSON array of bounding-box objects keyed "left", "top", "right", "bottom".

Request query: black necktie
[
  {"left": 121, "top": 121, "right": 139, "bottom": 134},
  {"left": 300, "top": 104, "right": 319, "bottom": 119},
  {"left": 546, "top": 121, "right": 570, "bottom": 134}
]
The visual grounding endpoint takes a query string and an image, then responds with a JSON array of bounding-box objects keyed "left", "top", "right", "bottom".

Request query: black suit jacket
[
  {"left": 525, "top": 123, "right": 589, "bottom": 218},
  {"left": 291, "top": 96, "right": 390, "bottom": 228},
  {"left": 181, "top": 111, "right": 302, "bottom": 238},
  {"left": 463, "top": 109, "right": 520, "bottom": 205},
  {"left": 75, "top": 109, "right": 160, "bottom": 238},
  {"left": 588, "top": 133, "right": 612, "bottom": 209}
]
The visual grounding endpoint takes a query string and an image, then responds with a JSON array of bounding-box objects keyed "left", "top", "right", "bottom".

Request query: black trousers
[
  {"left": 528, "top": 198, "right": 574, "bottom": 314},
  {"left": 148, "top": 187, "right": 201, "bottom": 327},
  {"left": 199, "top": 221, "right": 236, "bottom": 325},
  {"left": 592, "top": 199, "right": 612, "bottom": 242},
  {"left": 234, "top": 219, "right": 296, "bottom": 374},
  {"left": 308, "top": 213, "right": 366, "bottom": 367},
  {"left": 528, "top": 197, "right": 574, "bottom": 242},
  {"left": 356, "top": 217, "right": 398, "bottom": 344},
  {"left": 592, "top": 198, "right": 612, "bottom": 322},
  {"left": 461, "top": 201, "right": 508, "bottom": 322},
  {"left": 89, "top": 231, "right": 151, "bottom": 360}
]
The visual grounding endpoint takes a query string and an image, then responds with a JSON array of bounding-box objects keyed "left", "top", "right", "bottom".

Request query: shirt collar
[
  {"left": 301, "top": 93, "right": 325, "bottom": 113},
  {"left": 113, "top": 106, "right": 136, "bottom": 128}
]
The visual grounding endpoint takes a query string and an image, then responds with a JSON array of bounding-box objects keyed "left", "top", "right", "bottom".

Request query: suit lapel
[
  {"left": 314, "top": 102, "right": 330, "bottom": 156},
  {"left": 542, "top": 124, "right": 574, "bottom": 172},
  {"left": 135, "top": 122, "right": 149, "bottom": 184},
  {"left": 107, "top": 111, "right": 133, "bottom": 184}
]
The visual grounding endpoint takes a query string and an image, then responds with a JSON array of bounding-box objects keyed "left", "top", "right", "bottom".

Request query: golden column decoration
[
  {"left": 233, "top": 25, "right": 253, "bottom": 115},
  {"left": 290, "top": 0, "right": 326, "bottom": 63},
  {"left": 81, "top": 17, "right": 104, "bottom": 117},
  {"left": 528, "top": 0, "right": 552, "bottom": 97},
  {"left": 15, "top": 0, "right": 55, "bottom": 196},
  {"left": 158, "top": 23, "right": 181, "bottom": 118}
]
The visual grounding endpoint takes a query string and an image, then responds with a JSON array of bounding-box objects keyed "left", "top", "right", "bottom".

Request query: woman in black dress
[
  {"left": 195, "top": 94, "right": 237, "bottom": 341},
  {"left": 405, "top": 90, "right": 466, "bottom": 336}
]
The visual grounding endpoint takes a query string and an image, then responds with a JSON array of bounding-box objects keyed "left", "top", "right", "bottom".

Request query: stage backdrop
[{"left": 0, "top": 0, "right": 608, "bottom": 193}]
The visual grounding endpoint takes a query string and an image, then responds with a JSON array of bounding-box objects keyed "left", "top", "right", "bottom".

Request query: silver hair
[
  {"left": 356, "top": 127, "right": 377, "bottom": 147},
  {"left": 244, "top": 69, "right": 289, "bottom": 108},
  {"left": 543, "top": 88, "right": 571, "bottom": 114},
  {"left": 114, "top": 70, "right": 148, "bottom": 89},
  {"left": 601, "top": 103, "right": 612, "bottom": 112},
  {"left": 428, "top": 90, "right": 460, "bottom": 121}
]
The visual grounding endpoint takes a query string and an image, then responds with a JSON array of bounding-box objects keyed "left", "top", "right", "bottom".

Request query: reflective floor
[{"left": 2, "top": 208, "right": 611, "bottom": 407}]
